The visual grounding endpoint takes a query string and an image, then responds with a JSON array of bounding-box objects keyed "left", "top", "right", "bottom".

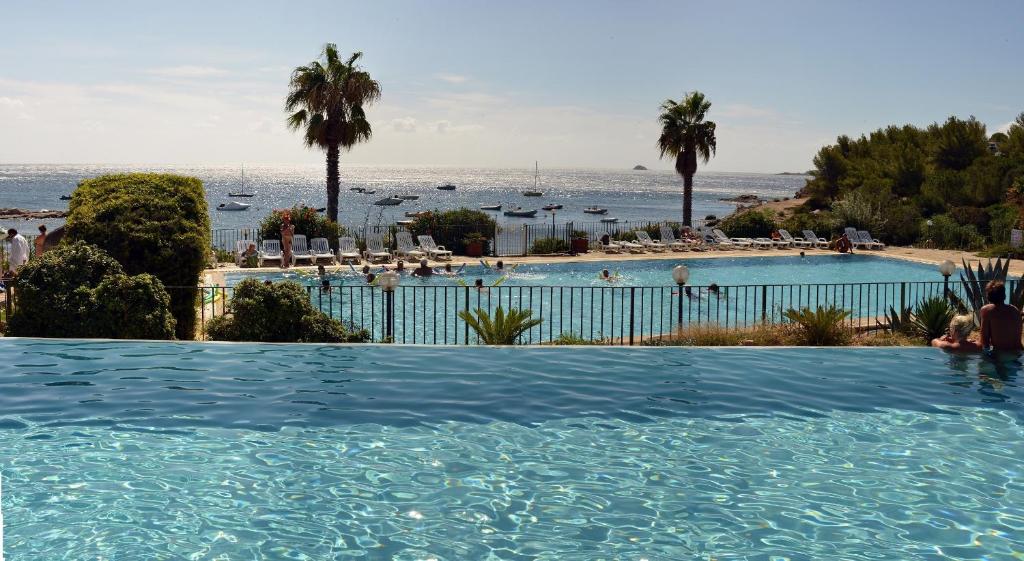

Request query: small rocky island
[
  {"left": 632, "top": 164, "right": 648, "bottom": 170},
  {"left": 719, "top": 194, "right": 762, "bottom": 204},
  {"left": 0, "top": 208, "right": 69, "bottom": 220}
]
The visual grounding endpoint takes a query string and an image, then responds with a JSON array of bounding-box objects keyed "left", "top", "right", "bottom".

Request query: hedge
[
  {"left": 259, "top": 205, "right": 344, "bottom": 247},
  {"left": 7, "top": 241, "right": 175, "bottom": 339},
  {"left": 205, "top": 279, "right": 370, "bottom": 343},
  {"left": 64, "top": 173, "right": 210, "bottom": 339},
  {"left": 718, "top": 209, "right": 777, "bottom": 239},
  {"left": 407, "top": 208, "right": 496, "bottom": 255}
]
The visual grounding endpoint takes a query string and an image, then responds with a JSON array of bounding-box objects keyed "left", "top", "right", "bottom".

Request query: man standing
[
  {"left": 980, "top": 281, "right": 1024, "bottom": 352},
  {"left": 5, "top": 229, "right": 30, "bottom": 276}
]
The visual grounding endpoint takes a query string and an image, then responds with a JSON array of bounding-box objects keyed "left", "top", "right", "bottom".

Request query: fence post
[
  {"left": 900, "top": 282, "right": 907, "bottom": 312},
  {"left": 760, "top": 285, "right": 768, "bottom": 322},
  {"left": 464, "top": 286, "right": 470, "bottom": 344},
  {"left": 522, "top": 225, "right": 529, "bottom": 257},
  {"left": 628, "top": 287, "right": 635, "bottom": 346}
]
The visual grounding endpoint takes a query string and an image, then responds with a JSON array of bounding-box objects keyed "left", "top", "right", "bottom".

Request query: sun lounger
[
  {"left": 258, "top": 239, "right": 282, "bottom": 267},
  {"left": 700, "top": 228, "right": 733, "bottom": 250},
  {"left": 363, "top": 232, "right": 393, "bottom": 263},
  {"left": 713, "top": 229, "right": 751, "bottom": 249},
  {"left": 235, "top": 240, "right": 249, "bottom": 266},
  {"left": 778, "top": 229, "right": 811, "bottom": 248},
  {"left": 658, "top": 225, "right": 689, "bottom": 251},
  {"left": 310, "top": 237, "right": 337, "bottom": 264},
  {"left": 749, "top": 238, "right": 774, "bottom": 249},
  {"left": 291, "top": 234, "right": 315, "bottom": 266},
  {"left": 600, "top": 240, "right": 623, "bottom": 254},
  {"left": 845, "top": 228, "right": 874, "bottom": 250},
  {"left": 418, "top": 235, "right": 453, "bottom": 261},
  {"left": 802, "top": 230, "right": 830, "bottom": 249},
  {"left": 857, "top": 230, "right": 885, "bottom": 250},
  {"left": 634, "top": 231, "right": 668, "bottom": 252},
  {"left": 396, "top": 231, "right": 426, "bottom": 261},
  {"left": 336, "top": 236, "right": 361, "bottom": 264}
]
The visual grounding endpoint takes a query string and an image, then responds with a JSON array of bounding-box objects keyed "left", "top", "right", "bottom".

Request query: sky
[{"left": 1, "top": 0, "right": 1022, "bottom": 172}]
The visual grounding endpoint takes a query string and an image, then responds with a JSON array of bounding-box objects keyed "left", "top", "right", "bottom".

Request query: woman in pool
[
  {"left": 931, "top": 314, "right": 982, "bottom": 352},
  {"left": 599, "top": 269, "right": 620, "bottom": 283}
]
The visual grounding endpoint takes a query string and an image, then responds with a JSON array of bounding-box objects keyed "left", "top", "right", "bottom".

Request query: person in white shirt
[{"left": 5, "top": 228, "right": 30, "bottom": 275}]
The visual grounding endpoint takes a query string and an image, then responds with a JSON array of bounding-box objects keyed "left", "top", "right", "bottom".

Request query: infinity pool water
[{"left": 2, "top": 339, "right": 1022, "bottom": 559}]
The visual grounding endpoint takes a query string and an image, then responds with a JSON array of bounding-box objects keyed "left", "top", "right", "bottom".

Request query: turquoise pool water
[
  {"left": 224, "top": 254, "right": 943, "bottom": 288},
  {"left": 2, "top": 339, "right": 1023, "bottom": 559}
]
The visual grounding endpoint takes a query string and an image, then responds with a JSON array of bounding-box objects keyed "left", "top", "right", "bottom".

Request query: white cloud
[
  {"left": 435, "top": 73, "right": 469, "bottom": 84},
  {"left": 0, "top": 96, "right": 25, "bottom": 107},
  {"left": 146, "top": 65, "right": 227, "bottom": 78},
  {"left": 390, "top": 117, "right": 418, "bottom": 133}
]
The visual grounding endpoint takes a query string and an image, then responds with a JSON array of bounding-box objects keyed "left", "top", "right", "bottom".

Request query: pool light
[
  {"left": 672, "top": 265, "right": 690, "bottom": 285},
  {"left": 378, "top": 271, "right": 399, "bottom": 341},
  {"left": 938, "top": 260, "right": 956, "bottom": 278},
  {"left": 378, "top": 271, "right": 400, "bottom": 292}
]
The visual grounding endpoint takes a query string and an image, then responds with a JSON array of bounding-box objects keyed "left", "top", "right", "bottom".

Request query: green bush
[
  {"left": 65, "top": 173, "right": 210, "bottom": 339},
  {"left": 781, "top": 211, "right": 838, "bottom": 239},
  {"left": 987, "top": 204, "right": 1019, "bottom": 245},
  {"left": 920, "top": 214, "right": 985, "bottom": 250},
  {"left": 205, "top": 278, "right": 369, "bottom": 343},
  {"left": 718, "top": 209, "right": 776, "bottom": 238},
  {"left": 258, "top": 206, "right": 343, "bottom": 246},
  {"left": 549, "top": 332, "right": 605, "bottom": 345},
  {"left": 7, "top": 242, "right": 175, "bottom": 339},
  {"left": 783, "top": 305, "right": 852, "bottom": 346},
  {"left": 530, "top": 237, "right": 570, "bottom": 254},
  {"left": 408, "top": 208, "right": 496, "bottom": 254},
  {"left": 911, "top": 296, "right": 955, "bottom": 341},
  {"left": 457, "top": 306, "right": 543, "bottom": 345}
]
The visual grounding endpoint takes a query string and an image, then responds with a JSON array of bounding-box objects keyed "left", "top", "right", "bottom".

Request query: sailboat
[
  {"left": 228, "top": 164, "right": 255, "bottom": 197},
  {"left": 522, "top": 161, "right": 543, "bottom": 196}
]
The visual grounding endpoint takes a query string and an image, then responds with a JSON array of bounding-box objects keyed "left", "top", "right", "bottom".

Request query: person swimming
[
  {"left": 365, "top": 272, "right": 376, "bottom": 284},
  {"left": 474, "top": 278, "right": 485, "bottom": 290},
  {"left": 980, "top": 280, "right": 1024, "bottom": 352},
  {"left": 412, "top": 259, "right": 434, "bottom": 277},
  {"left": 361, "top": 264, "right": 371, "bottom": 275},
  {"left": 599, "top": 269, "right": 619, "bottom": 283},
  {"left": 708, "top": 283, "right": 721, "bottom": 298},
  {"left": 931, "top": 314, "right": 982, "bottom": 352},
  {"left": 395, "top": 260, "right": 405, "bottom": 272},
  {"left": 317, "top": 264, "right": 330, "bottom": 290}
]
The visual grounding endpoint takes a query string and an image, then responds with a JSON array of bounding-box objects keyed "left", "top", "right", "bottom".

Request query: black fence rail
[{"left": 181, "top": 279, "right": 984, "bottom": 345}]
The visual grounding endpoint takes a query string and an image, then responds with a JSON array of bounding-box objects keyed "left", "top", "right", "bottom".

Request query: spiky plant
[
  {"left": 947, "top": 258, "right": 1024, "bottom": 323},
  {"left": 783, "top": 305, "right": 852, "bottom": 346},
  {"left": 910, "top": 296, "right": 956, "bottom": 341},
  {"left": 878, "top": 305, "right": 914, "bottom": 335},
  {"left": 458, "top": 307, "right": 543, "bottom": 345}
]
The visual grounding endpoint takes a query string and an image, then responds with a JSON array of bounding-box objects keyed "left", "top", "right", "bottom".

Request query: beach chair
[
  {"left": 618, "top": 239, "right": 646, "bottom": 253},
  {"left": 713, "top": 229, "right": 751, "bottom": 249},
  {"left": 291, "top": 234, "right": 315, "bottom": 266},
  {"left": 310, "top": 237, "right": 337, "bottom": 264},
  {"left": 336, "top": 236, "right": 361, "bottom": 264},
  {"left": 658, "top": 225, "right": 689, "bottom": 251},
  {"left": 363, "top": 232, "right": 393, "bottom": 263},
  {"left": 857, "top": 230, "right": 885, "bottom": 250},
  {"left": 778, "top": 229, "right": 811, "bottom": 248},
  {"left": 600, "top": 239, "right": 623, "bottom": 254},
  {"left": 750, "top": 238, "right": 775, "bottom": 249},
  {"left": 258, "top": 239, "right": 282, "bottom": 267},
  {"left": 234, "top": 240, "right": 250, "bottom": 266},
  {"left": 845, "top": 227, "right": 873, "bottom": 250},
  {"left": 396, "top": 231, "right": 426, "bottom": 261},
  {"left": 418, "top": 235, "right": 453, "bottom": 261},
  {"left": 634, "top": 230, "right": 668, "bottom": 252},
  {"left": 802, "top": 230, "right": 830, "bottom": 249}
]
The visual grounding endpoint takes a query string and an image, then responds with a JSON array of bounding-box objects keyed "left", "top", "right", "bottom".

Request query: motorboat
[
  {"left": 542, "top": 204, "right": 563, "bottom": 211},
  {"left": 362, "top": 189, "right": 377, "bottom": 194},
  {"left": 216, "top": 201, "right": 251, "bottom": 211},
  {"left": 373, "top": 196, "right": 403, "bottom": 206},
  {"left": 523, "top": 191, "right": 543, "bottom": 197},
  {"left": 503, "top": 207, "right": 538, "bottom": 218},
  {"left": 350, "top": 187, "right": 366, "bottom": 192},
  {"left": 396, "top": 219, "right": 414, "bottom": 226},
  {"left": 480, "top": 204, "right": 502, "bottom": 211},
  {"left": 405, "top": 210, "right": 429, "bottom": 218},
  {"left": 228, "top": 164, "right": 255, "bottom": 197},
  {"left": 599, "top": 217, "right": 619, "bottom": 223},
  {"left": 398, "top": 194, "right": 419, "bottom": 200},
  {"left": 583, "top": 207, "right": 609, "bottom": 215},
  {"left": 59, "top": 195, "right": 72, "bottom": 201},
  {"left": 437, "top": 184, "right": 456, "bottom": 191}
]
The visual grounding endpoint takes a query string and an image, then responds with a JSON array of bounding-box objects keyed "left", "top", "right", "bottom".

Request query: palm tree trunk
[
  {"left": 682, "top": 173, "right": 694, "bottom": 227},
  {"left": 326, "top": 143, "right": 340, "bottom": 223}
]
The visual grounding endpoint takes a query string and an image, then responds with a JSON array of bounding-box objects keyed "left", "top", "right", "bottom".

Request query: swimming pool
[{"left": 2, "top": 339, "right": 1022, "bottom": 559}]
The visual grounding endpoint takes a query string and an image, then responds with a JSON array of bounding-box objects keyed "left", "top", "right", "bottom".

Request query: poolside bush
[
  {"left": 205, "top": 278, "right": 369, "bottom": 343},
  {"left": 718, "top": 209, "right": 776, "bottom": 239},
  {"left": 530, "top": 237, "right": 570, "bottom": 254},
  {"left": 407, "top": 208, "right": 496, "bottom": 255},
  {"left": 258, "top": 206, "right": 343, "bottom": 247},
  {"left": 458, "top": 306, "right": 543, "bottom": 345},
  {"left": 7, "top": 241, "right": 175, "bottom": 339},
  {"left": 921, "top": 214, "right": 985, "bottom": 250},
  {"left": 549, "top": 332, "right": 608, "bottom": 345},
  {"left": 65, "top": 173, "right": 209, "bottom": 340},
  {"left": 646, "top": 324, "right": 794, "bottom": 346},
  {"left": 783, "top": 305, "right": 852, "bottom": 346},
  {"left": 781, "top": 211, "right": 838, "bottom": 240}
]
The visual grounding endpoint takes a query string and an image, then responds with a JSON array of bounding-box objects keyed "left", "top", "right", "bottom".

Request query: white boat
[
  {"left": 583, "top": 207, "right": 609, "bottom": 215},
  {"left": 600, "top": 217, "right": 619, "bottom": 223},
  {"left": 373, "top": 197, "right": 403, "bottom": 206},
  {"left": 504, "top": 207, "right": 538, "bottom": 218},
  {"left": 398, "top": 194, "right": 420, "bottom": 200},
  {"left": 216, "top": 201, "right": 250, "bottom": 211},
  {"left": 405, "top": 210, "right": 429, "bottom": 218},
  {"left": 522, "top": 161, "right": 543, "bottom": 196},
  {"left": 396, "top": 219, "right": 414, "bottom": 226},
  {"left": 228, "top": 164, "right": 255, "bottom": 197},
  {"left": 480, "top": 204, "right": 502, "bottom": 211}
]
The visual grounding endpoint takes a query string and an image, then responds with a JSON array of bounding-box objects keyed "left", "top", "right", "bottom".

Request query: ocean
[{"left": 0, "top": 164, "right": 807, "bottom": 232}]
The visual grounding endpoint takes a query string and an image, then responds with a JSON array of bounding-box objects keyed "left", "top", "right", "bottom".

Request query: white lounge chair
[
  {"left": 713, "top": 229, "right": 751, "bottom": 249},
  {"left": 291, "top": 234, "right": 315, "bottom": 266},
  {"left": 363, "top": 232, "right": 393, "bottom": 263},
  {"left": 802, "top": 230, "right": 830, "bottom": 249},
  {"left": 658, "top": 225, "right": 689, "bottom": 251},
  {"left": 258, "top": 239, "right": 282, "bottom": 267},
  {"left": 700, "top": 229, "right": 733, "bottom": 250},
  {"left": 234, "top": 240, "right": 249, "bottom": 266},
  {"left": 417, "top": 235, "right": 452, "bottom": 261},
  {"left": 634, "top": 231, "right": 668, "bottom": 252},
  {"left": 336, "top": 236, "right": 361, "bottom": 264},
  {"left": 845, "top": 227, "right": 874, "bottom": 250},
  {"left": 857, "top": 230, "right": 885, "bottom": 250},
  {"left": 599, "top": 239, "right": 622, "bottom": 253},
  {"left": 750, "top": 238, "right": 775, "bottom": 249},
  {"left": 310, "top": 237, "right": 337, "bottom": 264},
  {"left": 778, "top": 229, "right": 811, "bottom": 248},
  {"left": 396, "top": 232, "right": 426, "bottom": 261}
]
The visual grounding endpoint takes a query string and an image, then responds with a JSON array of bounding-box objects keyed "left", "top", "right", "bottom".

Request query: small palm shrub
[
  {"left": 783, "top": 305, "right": 852, "bottom": 346},
  {"left": 911, "top": 296, "right": 955, "bottom": 340},
  {"left": 457, "top": 306, "right": 543, "bottom": 345}
]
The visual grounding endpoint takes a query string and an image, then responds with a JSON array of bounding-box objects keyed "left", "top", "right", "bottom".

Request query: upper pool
[
  {"left": 223, "top": 254, "right": 945, "bottom": 288},
  {"left": 1, "top": 338, "right": 1022, "bottom": 559}
]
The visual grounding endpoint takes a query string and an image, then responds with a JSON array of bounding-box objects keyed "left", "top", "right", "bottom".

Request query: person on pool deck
[
  {"left": 835, "top": 233, "right": 854, "bottom": 254},
  {"left": 931, "top": 314, "right": 982, "bottom": 352},
  {"left": 980, "top": 281, "right": 1024, "bottom": 352},
  {"left": 412, "top": 259, "right": 433, "bottom": 277},
  {"left": 280, "top": 213, "right": 294, "bottom": 269},
  {"left": 34, "top": 224, "right": 48, "bottom": 257}
]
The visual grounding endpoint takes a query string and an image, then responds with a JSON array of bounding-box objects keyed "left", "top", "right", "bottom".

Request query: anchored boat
[
  {"left": 504, "top": 207, "right": 538, "bottom": 218},
  {"left": 480, "top": 204, "right": 502, "bottom": 211},
  {"left": 216, "top": 201, "right": 251, "bottom": 211},
  {"left": 583, "top": 207, "right": 609, "bottom": 215}
]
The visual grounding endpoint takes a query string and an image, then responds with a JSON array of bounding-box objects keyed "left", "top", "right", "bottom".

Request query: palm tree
[
  {"left": 657, "top": 92, "right": 717, "bottom": 226},
  {"left": 286, "top": 44, "right": 381, "bottom": 223}
]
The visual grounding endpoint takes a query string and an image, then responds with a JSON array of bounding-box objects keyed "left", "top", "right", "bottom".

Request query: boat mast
[
  {"left": 534, "top": 161, "right": 538, "bottom": 189},
  {"left": 241, "top": 164, "right": 245, "bottom": 195}
]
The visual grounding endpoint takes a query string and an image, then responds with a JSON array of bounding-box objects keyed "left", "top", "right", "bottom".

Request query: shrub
[
  {"left": 549, "top": 332, "right": 606, "bottom": 345},
  {"left": 646, "top": 323, "right": 795, "bottom": 346},
  {"left": 921, "top": 214, "right": 985, "bottom": 250},
  {"left": 65, "top": 173, "right": 210, "bottom": 339},
  {"left": 530, "top": 237, "right": 569, "bottom": 254},
  {"left": 7, "top": 241, "right": 175, "bottom": 339},
  {"left": 911, "top": 296, "right": 955, "bottom": 341},
  {"left": 987, "top": 204, "right": 1019, "bottom": 245},
  {"left": 457, "top": 307, "right": 543, "bottom": 345},
  {"left": 781, "top": 211, "right": 838, "bottom": 239},
  {"left": 205, "top": 278, "right": 369, "bottom": 343},
  {"left": 831, "top": 190, "right": 887, "bottom": 234},
  {"left": 783, "top": 305, "right": 852, "bottom": 346},
  {"left": 408, "top": 208, "right": 496, "bottom": 255},
  {"left": 259, "top": 206, "right": 343, "bottom": 246},
  {"left": 718, "top": 209, "right": 776, "bottom": 239},
  {"left": 979, "top": 244, "right": 1024, "bottom": 259}
]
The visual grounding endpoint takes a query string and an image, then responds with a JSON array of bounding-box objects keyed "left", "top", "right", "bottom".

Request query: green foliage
[
  {"left": 929, "top": 116, "right": 988, "bottom": 171},
  {"left": 205, "top": 278, "right": 369, "bottom": 343},
  {"left": 718, "top": 209, "right": 776, "bottom": 238},
  {"left": 921, "top": 214, "right": 985, "bottom": 250},
  {"left": 550, "top": 332, "right": 605, "bottom": 345},
  {"left": 457, "top": 306, "right": 543, "bottom": 345},
  {"left": 64, "top": 173, "right": 208, "bottom": 339},
  {"left": 831, "top": 190, "right": 887, "bottom": 234},
  {"left": 987, "top": 204, "right": 1019, "bottom": 245},
  {"left": 911, "top": 296, "right": 956, "bottom": 341},
  {"left": 7, "top": 242, "right": 175, "bottom": 339},
  {"left": 657, "top": 91, "right": 717, "bottom": 225},
  {"left": 258, "top": 206, "right": 343, "bottom": 245},
  {"left": 407, "top": 208, "right": 496, "bottom": 254},
  {"left": 946, "top": 258, "right": 1024, "bottom": 325},
  {"left": 530, "top": 237, "right": 570, "bottom": 254},
  {"left": 781, "top": 211, "right": 839, "bottom": 240},
  {"left": 783, "top": 305, "right": 852, "bottom": 346}
]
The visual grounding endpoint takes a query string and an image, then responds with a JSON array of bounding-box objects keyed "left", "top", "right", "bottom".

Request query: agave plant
[
  {"left": 947, "top": 258, "right": 1024, "bottom": 323},
  {"left": 910, "top": 296, "right": 956, "bottom": 341},
  {"left": 783, "top": 305, "right": 852, "bottom": 346},
  {"left": 878, "top": 305, "right": 914, "bottom": 335},
  {"left": 457, "top": 306, "right": 543, "bottom": 345}
]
